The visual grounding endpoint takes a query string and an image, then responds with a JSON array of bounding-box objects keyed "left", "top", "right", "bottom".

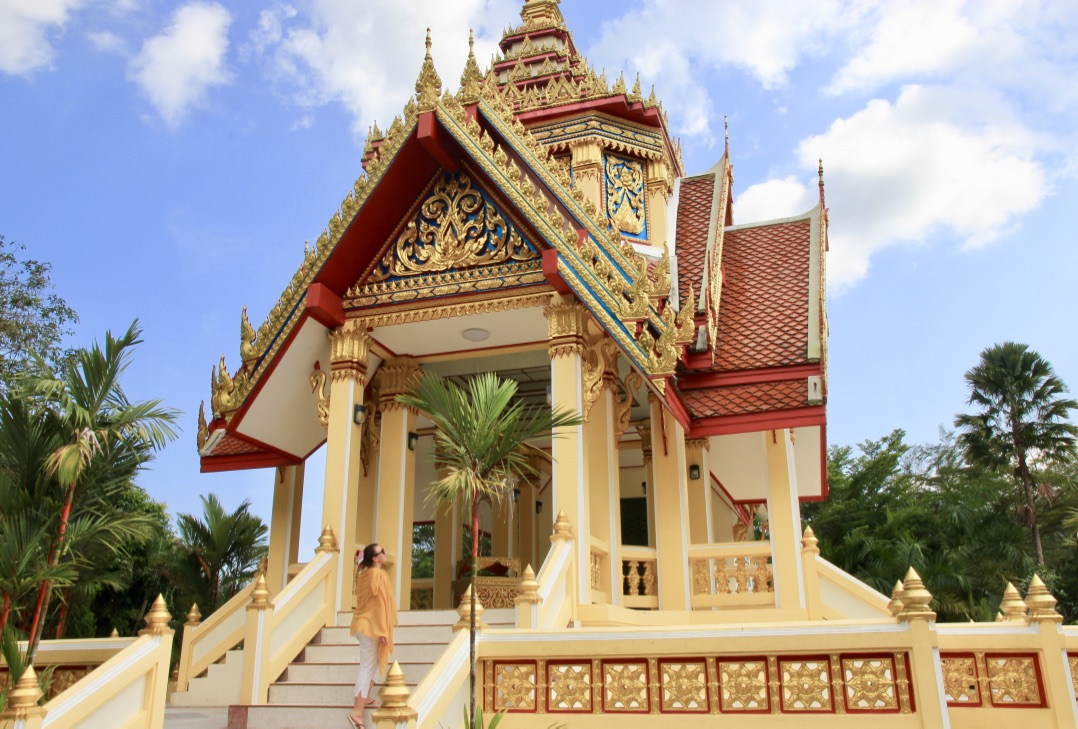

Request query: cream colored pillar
[
  {"left": 648, "top": 395, "right": 690, "bottom": 611},
  {"left": 684, "top": 438, "right": 712, "bottom": 545},
  {"left": 432, "top": 499, "right": 458, "bottom": 610},
  {"left": 266, "top": 463, "right": 304, "bottom": 595},
  {"left": 765, "top": 428, "right": 806, "bottom": 613},
  {"left": 321, "top": 322, "right": 370, "bottom": 612},
  {"left": 584, "top": 340, "right": 620, "bottom": 604},
  {"left": 544, "top": 298, "right": 592, "bottom": 602},
  {"left": 637, "top": 420, "right": 656, "bottom": 547},
  {"left": 646, "top": 158, "right": 670, "bottom": 248},
  {"left": 374, "top": 359, "right": 422, "bottom": 609}
]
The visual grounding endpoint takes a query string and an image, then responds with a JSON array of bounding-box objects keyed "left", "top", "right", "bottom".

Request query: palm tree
[
  {"left": 175, "top": 494, "right": 268, "bottom": 608},
  {"left": 18, "top": 320, "right": 178, "bottom": 661},
  {"left": 955, "top": 342, "right": 1078, "bottom": 566},
  {"left": 397, "top": 372, "right": 581, "bottom": 729}
]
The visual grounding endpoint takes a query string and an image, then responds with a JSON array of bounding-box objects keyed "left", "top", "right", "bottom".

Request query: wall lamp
[
  {"left": 512, "top": 487, "right": 521, "bottom": 503},
  {"left": 641, "top": 481, "right": 646, "bottom": 495},
  {"left": 407, "top": 431, "right": 419, "bottom": 451},
  {"left": 353, "top": 404, "right": 366, "bottom": 426},
  {"left": 535, "top": 500, "right": 543, "bottom": 515},
  {"left": 689, "top": 464, "right": 701, "bottom": 480}
]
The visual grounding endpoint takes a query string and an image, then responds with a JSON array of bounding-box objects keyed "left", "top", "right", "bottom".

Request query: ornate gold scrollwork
[
  {"left": 605, "top": 155, "right": 646, "bottom": 236},
  {"left": 309, "top": 367, "right": 329, "bottom": 430},
  {"left": 328, "top": 325, "right": 371, "bottom": 384},
  {"left": 370, "top": 172, "right": 537, "bottom": 283},
  {"left": 210, "top": 354, "right": 248, "bottom": 417},
  {"left": 196, "top": 401, "right": 209, "bottom": 451},
  {"left": 240, "top": 306, "right": 258, "bottom": 364}
]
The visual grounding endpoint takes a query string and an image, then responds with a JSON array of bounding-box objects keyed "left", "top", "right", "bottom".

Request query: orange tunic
[{"left": 350, "top": 567, "right": 397, "bottom": 676}]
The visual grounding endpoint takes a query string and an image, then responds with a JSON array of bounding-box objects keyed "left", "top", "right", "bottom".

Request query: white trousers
[{"left": 354, "top": 633, "right": 378, "bottom": 699}]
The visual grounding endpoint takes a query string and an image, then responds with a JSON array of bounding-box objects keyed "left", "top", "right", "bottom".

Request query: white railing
[
  {"left": 175, "top": 578, "right": 256, "bottom": 692},
  {"left": 241, "top": 535, "right": 339, "bottom": 704}
]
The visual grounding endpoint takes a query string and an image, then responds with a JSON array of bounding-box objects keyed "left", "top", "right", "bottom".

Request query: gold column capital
[
  {"left": 328, "top": 322, "right": 371, "bottom": 384},
  {"left": 376, "top": 358, "right": 424, "bottom": 412},
  {"left": 544, "top": 301, "right": 588, "bottom": 358},
  {"left": 685, "top": 437, "right": 709, "bottom": 454}
]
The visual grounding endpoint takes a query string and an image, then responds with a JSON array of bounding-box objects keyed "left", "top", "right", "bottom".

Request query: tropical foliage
[
  {"left": 954, "top": 342, "right": 1078, "bottom": 566},
  {"left": 397, "top": 371, "right": 581, "bottom": 729}
]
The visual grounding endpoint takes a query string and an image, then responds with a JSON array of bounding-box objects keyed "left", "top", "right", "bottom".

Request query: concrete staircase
[
  {"left": 234, "top": 607, "right": 514, "bottom": 729},
  {"left": 171, "top": 648, "right": 244, "bottom": 707}
]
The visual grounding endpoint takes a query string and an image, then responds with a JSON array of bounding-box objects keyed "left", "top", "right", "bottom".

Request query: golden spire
[
  {"left": 415, "top": 28, "right": 442, "bottom": 112},
  {"left": 723, "top": 114, "right": 729, "bottom": 157},
  {"left": 520, "top": 0, "right": 564, "bottom": 27},
  {"left": 818, "top": 158, "right": 826, "bottom": 210},
  {"left": 459, "top": 29, "right": 483, "bottom": 103}
]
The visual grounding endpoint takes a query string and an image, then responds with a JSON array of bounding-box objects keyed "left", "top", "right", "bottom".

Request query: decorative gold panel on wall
[
  {"left": 940, "top": 652, "right": 1046, "bottom": 708},
  {"left": 602, "top": 660, "right": 650, "bottom": 713}
]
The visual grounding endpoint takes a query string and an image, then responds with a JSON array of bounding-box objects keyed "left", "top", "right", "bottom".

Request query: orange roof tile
[
  {"left": 674, "top": 175, "right": 716, "bottom": 308},
  {"left": 710, "top": 218, "right": 811, "bottom": 371},
  {"left": 207, "top": 432, "right": 263, "bottom": 457},
  {"left": 681, "top": 379, "right": 808, "bottom": 419}
]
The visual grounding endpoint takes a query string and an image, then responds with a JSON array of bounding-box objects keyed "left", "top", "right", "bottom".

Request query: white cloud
[
  {"left": 0, "top": 0, "right": 85, "bottom": 75},
  {"left": 128, "top": 2, "right": 232, "bottom": 128},
  {"left": 255, "top": 0, "right": 517, "bottom": 135},
  {"left": 87, "top": 29, "right": 124, "bottom": 54},
  {"left": 735, "top": 85, "right": 1046, "bottom": 287},
  {"left": 586, "top": 0, "right": 858, "bottom": 138}
]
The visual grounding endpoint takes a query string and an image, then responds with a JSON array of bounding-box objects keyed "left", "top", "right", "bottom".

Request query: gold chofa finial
[
  {"left": 459, "top": 29, "right": 483, "bottom": 103},
  {"left": 415, "top": 28, "right": 442, "bottom": 112}
]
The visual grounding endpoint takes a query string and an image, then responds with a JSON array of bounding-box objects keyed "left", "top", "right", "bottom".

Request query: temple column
[
  {"left": 584, "top": 340, "right": 620, "bottom": 604},
  {"left": 266, "top": 463, "right": 304, "bottom": 595},
  {"left": 684, "top": 438, "right": 712, "bottom": 545},
  {"left": 637, "top": 421, "right": 656, "bottom": 547},
  {"left": 646, "top": 159, "right": 670, "bottom": 249},
  {"left": 649, "top": 395, "right": 691, "bottom": 611},
  {"left": 433, "top": 498, "right": 458, "bottom": 610},
  {"left": 374, "top": 359, "right": 423, "bottom": 609},
  {"left": 544, "top": 298, "right": 592, "bottom": 603},
  {"left": 570, "top": 141, "right": 603, "bottom": 214},
  {"left": 321, "top": 321, "right": 370, "bottom": 612},
  {"left": 765, "top": 428, "right": 806, "bottom": 613}
]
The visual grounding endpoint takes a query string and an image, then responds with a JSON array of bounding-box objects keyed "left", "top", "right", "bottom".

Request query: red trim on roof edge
[
  {"left": 542, "top": 249, "right": 572, "bottom": 294},
  {"left": 227, "top": 310, "right": 312, "bottom": 431},
  {"left": 663, "top": 384, "right": 691, "bottom": 431},
  {"left": 200, "top": 452, "right": 296, "bottom": 473},
  {"left": 306, "top": 283, "right": 345, "bottom": 329}
]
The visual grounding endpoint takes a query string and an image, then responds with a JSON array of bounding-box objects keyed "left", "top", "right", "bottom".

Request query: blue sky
[{"left": 2, "top": 0, "right": 1076, "bottom": 547}]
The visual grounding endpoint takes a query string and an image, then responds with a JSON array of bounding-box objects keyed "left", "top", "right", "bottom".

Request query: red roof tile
[
  {"left": 674, "top": 175, "right": 716, "bottom": 308},
  {"left": 681, "top": 379, "right": 808, "bottom": 419},
  {"left": 710, "top": 218, "right": 811, "bottom": 371},
  {"left": 207, "top": 432, "right": 263, "bottom": 457}
]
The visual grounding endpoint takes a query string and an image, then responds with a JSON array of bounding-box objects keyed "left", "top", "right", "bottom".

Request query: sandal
[{"left": 347, "top": 715, "right": 364, "bottom": 729}]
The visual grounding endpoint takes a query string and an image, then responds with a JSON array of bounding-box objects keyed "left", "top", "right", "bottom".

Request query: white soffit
[
  {"left": 793, "top": 426, "right": 823, "bottom": 499},
  {"left": 237, "top": 317, "right": 331, "bottom": 458},
  {"left": 372, "top": 306, "right": 547, "bottom": 357},
  {"left": 708, "top": 431, "right": 768, "bottom": 501}
]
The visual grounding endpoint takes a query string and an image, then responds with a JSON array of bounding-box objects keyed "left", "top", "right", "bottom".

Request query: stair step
[
  {"left": 302, "top": 641, "right": 447, "bottom": 663},
  {"left": 268, "top": 681, "right": 415, "bottom": 705},
  {"left": 333, "top": 607, "right": 515, "bottom": 628},
  {"left": 243, "top": 704, "right": 371, "bottom": 729},
  {"left": 284, "top": 661, "right": 430, "bottom": 684}
]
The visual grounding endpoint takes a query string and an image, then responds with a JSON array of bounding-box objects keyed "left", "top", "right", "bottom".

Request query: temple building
[{"left": 174, "top": 2, "right": 1078, "bottom": 727}]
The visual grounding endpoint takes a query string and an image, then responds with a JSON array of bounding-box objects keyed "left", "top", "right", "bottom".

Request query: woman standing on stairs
[{"left": 348, "top": 543, "right": 397, "bottom": 729}]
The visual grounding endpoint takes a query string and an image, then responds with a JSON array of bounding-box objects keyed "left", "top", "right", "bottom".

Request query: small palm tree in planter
[{"left": 398, "top": 372, "right": 580, "bottom": 729}]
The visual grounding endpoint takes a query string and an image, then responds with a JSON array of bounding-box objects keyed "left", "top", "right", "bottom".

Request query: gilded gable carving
[{"left": 604, "top": 154, "right": 647, "bottom": 238}]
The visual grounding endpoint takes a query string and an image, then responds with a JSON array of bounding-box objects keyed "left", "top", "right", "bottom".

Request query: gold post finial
[
  {"left": 373, "top": 662, "right": 419, "bottom": 725},
  {"left": 801, "top": 526, "right": 819, "bottom": 554},
  {"left": 515, "top": 565, "right": 541, "bottom": 606},
  {"left": 551, "top": 510, "right": 573, "bottom": 541},
  {"left": 2, "top": 665, "right": 44, "bottom": 717},
  {"left": 1024, "top": 574, "right": 1063, "bottom": 623},
  {"left": 250, "top": 573, "right": 271, "bottom": 608},
  {"left": 257, "top": 555, "right": 268, "bottom": 575},
  {"left": 316, "top": 524, "right": 338, "bottom": 553},
  {"left": 999, "top": 582, "right": 1028, "bottom": 622},
  {"left": 897, "top": 567, "right": 935, "bottom": 621},
  {"left": 110, "top": 627, "right": 119, "bottom": 637},
  {"left": 185, "top": 603, "right": 202, "bottom": 627},
  {"left": 453, "top": 584, "right": 488, "bottom": 632},
  {"left": 141, "top": 594, "right": 173, "bottom": 635},
  {"left": 887, "top": 580, "right": 904, "bottom": 617}
]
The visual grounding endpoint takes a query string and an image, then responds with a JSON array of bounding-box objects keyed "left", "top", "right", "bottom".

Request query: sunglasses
[{"left": 374, "top": 549, "right": 385, "bottom": 557}]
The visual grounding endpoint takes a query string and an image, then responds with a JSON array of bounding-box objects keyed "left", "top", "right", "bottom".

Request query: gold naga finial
[
  {"left": 240, "top": 306, "right": 258, "bottom": 364},
  {"left": 459, "top": 29, "right": 483, "bottom": 103},
  {"left": 197, "top": 400, "right": 209, "bottom": 451},
  {"left": 415, "top": 28, "right": 442, "bottom": 112}
]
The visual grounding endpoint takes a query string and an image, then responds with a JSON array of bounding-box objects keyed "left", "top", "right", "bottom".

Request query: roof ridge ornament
[
  {"left": 459, "top": 30, "right": 483, "bottom": 104},
  {"left": 415, "top": 28, "right": 442, "bottom": 112}
]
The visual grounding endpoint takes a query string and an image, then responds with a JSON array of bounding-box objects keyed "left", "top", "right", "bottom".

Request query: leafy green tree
[
  {"left": 955, "top": 342, "right": 1078, "bottom": 566},
  {"left": 397, "top": 372, "right": 581, "bottom": 729},
  {"left": 0, "top": 235, "right": 77, "bottom": 391},
  {"left": 174, "top": 494, "right": 268, "bottom": 610},
  {"left": 17, "top": 320, "right": 179, "bottom": 661}
]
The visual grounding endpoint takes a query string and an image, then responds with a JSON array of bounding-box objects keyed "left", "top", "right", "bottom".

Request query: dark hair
[{"left": 359, "top": 543, "right": 381, "bottom": 569}]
